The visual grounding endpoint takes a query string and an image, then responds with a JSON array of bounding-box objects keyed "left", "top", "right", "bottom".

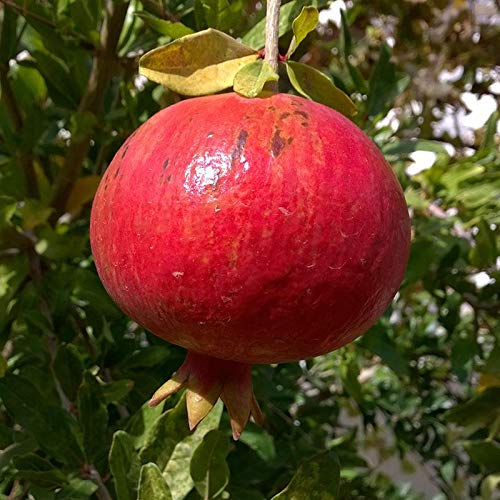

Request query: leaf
[
  {"left": 239, "top": 423, "right": 276, "bottom": 462},
  {"left": 190, "top": 429, "right": 230, "bottom": 499},
  {"left": 0, "top": 432, "right": 38, "bottom": 470},
  {"left": 125, "top": 400, "right": 166, "bottom": 450},
  {"left": 469, "top": 219, "right": 497, "bottom": 268},
  {"left": 233, "top": 60, "right": 279, "bottom": 98},
  {"left": 53, "top": 344, "right": 84, "bottom": 401},
  {"left": 360, "top": 327, "right": 410, "bottom": 377},
  {"left": 109, "top": 431, "right": 141, "bottom": 500},
  {"left": 465, "top": 441, "right": 500, "bottom": 473},
  {"left": 0, "top": 374, "right": 85, "bottom": 466},
  {"left": 195, "top": 0, "right": 242, "bottom": 32},
  {"left": 271, "top": 451, "right": 340, "bottom": 499},
  {"left": 138, "top": 463, "right": 173, "bottom": 500},
  {"left": 367, "top": 43, "right": 409, "bottom": 117},
  {"left": 13, "top": 454, "right": 67, "bottom": 487},
  {"left": 66, "top": 175, "right": 101, "bottom": 215},
  {"left": 139, "top": 28, "right": 258, "bottom": 96},
  {"left": 77, "top": 372, "right": 109, "bottom": 467},
  {"left": 135, "top": 12, "right": 194, "bottom": 39},
  {"left": 17, "top": 200, "right": 52, "bottom": 229},
  {"left": 164, "top": 401, "right": 223, "bottom": 500},
  {"left": 287, "top": 6, "right": 319, "bottom": 57},
  {"left": 139, "top": 394, "right": 191, "bottom": 469},
  {"left": 242, "top": 0, "right": 328, "bottom": 50},
  {"left": 102, "top": 379, "right": 134, "bottom": 404},
  {"left": 55, "top": 478, "right": 98, "bottom": 500},
  {"left": 0, "top": 5, "right": 19, "bottom": 65},
  {"left": 444, "top": 388, "right": 500, "bottom": 427},
  {"left": 480, "top": 111, "right": 498, "bottom": 151},
  {"left": 285, "top": 61, "right": 357, "bottom": 117}
]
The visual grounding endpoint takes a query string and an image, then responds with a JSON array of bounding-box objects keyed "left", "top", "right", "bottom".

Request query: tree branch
[{"left": 49, "top": 0, "right": 130, "bottom": 223}]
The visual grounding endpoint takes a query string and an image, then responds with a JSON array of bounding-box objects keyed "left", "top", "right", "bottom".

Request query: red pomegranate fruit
[{"left": 90, "top": 92, "right": 410, "bottom": 438}]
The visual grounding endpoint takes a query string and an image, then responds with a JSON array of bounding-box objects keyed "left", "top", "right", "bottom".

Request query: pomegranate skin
[{"left": 90, "top": 93, "right": 410, "bottom": 364}]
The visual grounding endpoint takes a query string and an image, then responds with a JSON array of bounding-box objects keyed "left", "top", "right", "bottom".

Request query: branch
[
  {"left": 264, "top": 0, "right": 281, "bottom": 74},
  {"left": 49, "top": 0, "right": 130, "bottom": 223}
]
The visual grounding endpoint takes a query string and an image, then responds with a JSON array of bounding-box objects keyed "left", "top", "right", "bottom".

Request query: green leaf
[
  {"left": 164, "top": 401, "right": 223, "bottom": 499},
  {"left": 286, "top": 61, "right": 357, "bottom": 117},
  {"left": 102, "top": 379, "right": 134, "bottom": 404},
  {"left": 125, "top": 400, "right": 166, "bottom": 450},
  {"left": 13, "top": 454, "right": 67, "bottom": 487},
  {"left": 195, "top": 0, "right": 242, "bottom": 32},
  {"left": 465, "top": 441, "right": 500, "bottom": 473},
  {"left": 138, "top": 463, "right": 173, "bottom": 500},
  {"left": 0, "top": 432, "right": 38, "bottom": 470},
  {"left": 139, "top": 394, "right": 191, "bottom": 469},
  {"left": 287, "top": 6, "right": 319, "bottom": 57},
  {"left": 340, "top": 359, "right": 363, "bottom": 404},
  {"left": 78, "top": 372, "right": 109, "bottom": 467},
  {"left": 109, "top": 431, "right": 141, "bottom": 500},
  {"left": 53, "top": 344, "right": 84, "bottom": 401},
  {"left": 56, "top": 477, "right": 98, "bottom": 499},
  {"left": 367, "top": 43, "right": 409, "bottom": 117},
  {"left": 139, "top": 28, "right": 258, "bottom": 96},
  {"left": 190, "top": 429, "right": 230, "bottom": 499},
  {"left": 0, "top": 6, "right": 19, "bottom": 65},
  {"left": 239, "top": 423, "right": 276, "bottom": 463},
  {"left": 0, "top": 374, "right": 85, "bottom": 466},
  {"left": 480, "top": 111, "right": 498, "bottom": 151},
  {"left": 360, "top": 327, "right": 409, "bottom": 377},
  {"left": 242, "top": 0, "right": 328, "bottom": 50},
  {"left": 469, "top": 218, "right": 497, "bottom": 268},
  {"left": 135, "top": 12, "right": 194, "bottom": 39},
  {"left": 271, "top": 451, "right": 340, "bottom": 499},
  {"left": 444, "top": 388, "right": 500, "bottom": 428},
  {"left": 233, "top": 60, "right": 279, "bottom": 98}
]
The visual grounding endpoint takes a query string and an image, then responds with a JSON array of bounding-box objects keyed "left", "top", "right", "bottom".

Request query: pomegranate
[{"left": 90, "top": 92, "right": 410, "bottom": 437}]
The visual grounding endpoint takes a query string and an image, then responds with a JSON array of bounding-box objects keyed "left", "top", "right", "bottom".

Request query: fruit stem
[{"left": 264, "top": 0, "right": 281, "bottom": 90}]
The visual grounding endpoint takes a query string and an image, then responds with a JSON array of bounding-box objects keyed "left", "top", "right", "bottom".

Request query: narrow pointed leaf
[
  {"left": 271, "top": 451, "right": 340, "bottom": 499},
  {"left": 287, "top": 6, "right": 319, "bottom": 57},
  {"left": 190, "top": 430, "right": 230, "bottom": 499},
  {"left": 286, "top": 61, "right": 357, "bottom": 117},
  {"left": 139, "top": 28, "right": 258, "bottom": 96},
  {"left": 234, "top": 60, "right": 279, "bottom": 98},
  {"left": 138, "top": 463, "right": 173, "bottom": 500},
  {"left": 109, "top": 431, "right": 141, "bottom": 500}
]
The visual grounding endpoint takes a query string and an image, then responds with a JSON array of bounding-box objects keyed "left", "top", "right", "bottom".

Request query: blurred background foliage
[{"left": 0, "top": 0, "right": 499, "bottom": 498}]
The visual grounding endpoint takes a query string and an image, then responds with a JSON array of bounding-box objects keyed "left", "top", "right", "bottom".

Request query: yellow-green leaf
[
  {"left": 233, "top": 60, "right": 279, "bottom": 98},
  {"left": 287, "top": 6, "right": 319, "bottom": 57},
  {"left": 139, "top": 28, "right": 258, "bottom": 96},
  {"left": 135, "top": 12, "right": 194, "bottom": 39},
  {"left": 285, "top": 61, "right": 357, "bottom": 117},
  {"left": 66, "top": 175, "right": 101, "bottom": 215}
]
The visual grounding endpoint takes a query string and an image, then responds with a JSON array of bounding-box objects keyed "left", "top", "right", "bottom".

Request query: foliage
[{"left": 0, "top": 0, "right": 498, "bottom": 498}]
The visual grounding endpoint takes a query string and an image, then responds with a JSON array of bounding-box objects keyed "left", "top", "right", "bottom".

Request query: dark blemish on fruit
[
  {"left": 280, "top": 112, "right": 291, "bottom": 120},
  {"left": 114, "top": 167, "right": 121, "bottom": 178},
  {"left": 301, "top": 122, "right": 308, "bottom": 127},
  {"left": 271, "top": 129, "right": 286, "bottom": 158},
  {"left": 121, "top": 145, "right": 129, "bottom": 159},
  {"left": 163, "top": 159, "right": 170, "bottom": 169},
  {"left": 167, "top": 174, "right": 172, "bottom": 182},
  {"left": 287, "top": 137, "right": 293, "bottom": 144},
  {"left": 294, "top": 110, "right": 308, "bottom": 119},
  {"left": 231, "top": 129, "right": 248, "bottom": 164},
  {"left": 269, "top": 106, "right": 276, "bottom": 111}
]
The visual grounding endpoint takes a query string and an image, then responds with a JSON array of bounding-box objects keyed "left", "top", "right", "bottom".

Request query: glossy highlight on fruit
[{"left": 90, "top": 92, "right": 411, "bottom": 437}]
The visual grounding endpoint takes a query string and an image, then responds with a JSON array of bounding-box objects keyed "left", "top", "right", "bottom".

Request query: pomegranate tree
[{"left": 90, "top": 91, "right": 410, "bottom": 438}]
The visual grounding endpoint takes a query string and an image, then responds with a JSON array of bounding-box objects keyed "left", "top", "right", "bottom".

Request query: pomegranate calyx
[{"left": 149, "top": 351, "right": 264, "bottom": 440}]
